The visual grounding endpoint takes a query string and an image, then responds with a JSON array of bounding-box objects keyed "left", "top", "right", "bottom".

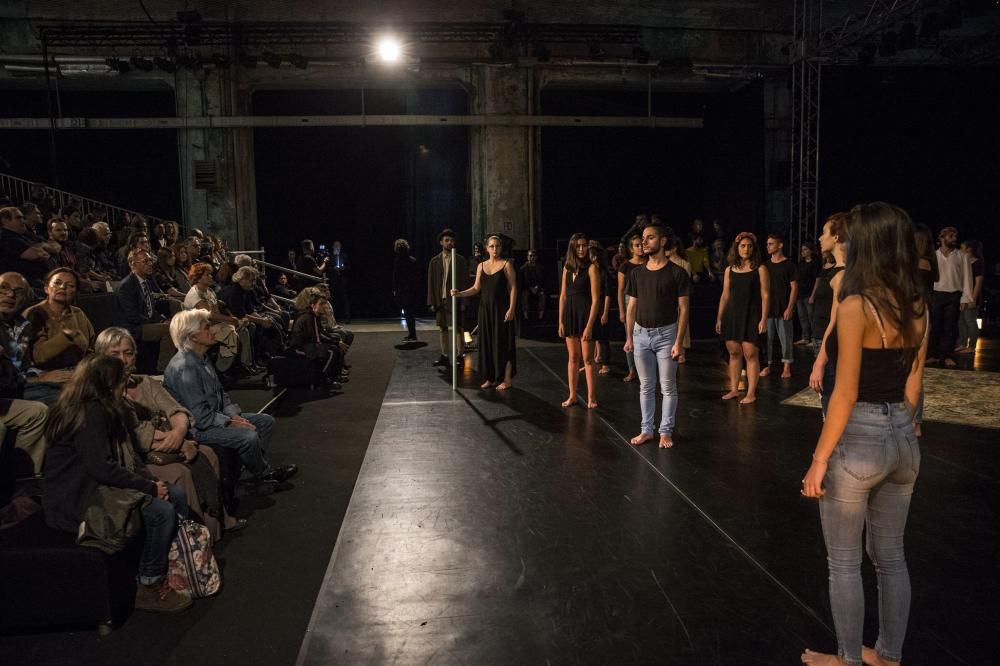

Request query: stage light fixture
[
  {"left": 130, "top": 56, "right": 155, "bottom": 72},
  {"left": 376, "top": 36, "right": 402, "bottom": 63},
  {"left": 262, "top": 51, "right": 283, "bottom": 69},
  {"left": 154, "top": 57, "right": 176, "bottom": 73},
  {"left": 289, "top": 54, "right": 308, "bottom": 69}
]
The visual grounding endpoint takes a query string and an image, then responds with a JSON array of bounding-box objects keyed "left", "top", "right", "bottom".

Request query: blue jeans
[
  {"left": 622, "top": 295, "right": 636, "bottom": 375},
  {"left": 796, "top": 297, "right": 814, "bottom": 342},
  {"left": 193, "top": 412, "right": 275, "bottom": 477},
  {"left": 632, "top": 323, "right": 679, "bottom": 437},
  {"left": 764, "top": 316, "right": 794, "bottom": 364},
  {"left": 819, "top": 402, "right": 919, "bottom": 665},
  {"left": 139, "top": 483, "right": 188, "bottom": 585},
  {"left": 957, "top": 307, "right": 979, "bottom": 349}
]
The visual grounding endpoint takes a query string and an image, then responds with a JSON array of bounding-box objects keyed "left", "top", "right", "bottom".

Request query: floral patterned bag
[{"left": 167, "top": 519, "right": 221, "bottom": 598}]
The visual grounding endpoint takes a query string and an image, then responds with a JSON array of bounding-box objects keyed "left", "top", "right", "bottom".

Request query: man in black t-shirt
[
  {"left": 761, "top": 234, "right": 798, "bottom": 378},
  {"left": 622, "top": 223, "right": 690, "bottom": 449}
]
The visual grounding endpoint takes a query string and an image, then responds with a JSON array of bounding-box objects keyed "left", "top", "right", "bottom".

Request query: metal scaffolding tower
[{"left": 790, "top": 0, "right": 823, "bottom": 252}]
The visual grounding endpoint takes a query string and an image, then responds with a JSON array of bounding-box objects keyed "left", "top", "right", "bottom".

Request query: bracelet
[{"left": 812, "top": 454, "right": 828, "bottom": 464}]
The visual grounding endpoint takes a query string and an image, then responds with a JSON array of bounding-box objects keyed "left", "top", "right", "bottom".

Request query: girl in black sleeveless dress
[
  {"left": 559, "top": 233, "right": 601, "bottom": 408},
  {"left": 452, "top": 236, "right": 517, "bottom": 389},
  {"left": 715, "top": 232, "right": 770, "bottom": 404}
]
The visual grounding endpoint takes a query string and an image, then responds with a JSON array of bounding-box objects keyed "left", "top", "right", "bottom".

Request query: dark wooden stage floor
[{"left": 296, "top": 338, "right": 998, "bottom": 665}]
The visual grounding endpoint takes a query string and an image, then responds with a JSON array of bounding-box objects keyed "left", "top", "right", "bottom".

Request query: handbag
[
  {"left": 146, "top": 450, "right": 185, "bottom": 466},
  {"left": 77, "top": 485, "right": 151, "bottom": 554},
  {"left": 167, "top": 519, "right": 222, "bottom": 598}
]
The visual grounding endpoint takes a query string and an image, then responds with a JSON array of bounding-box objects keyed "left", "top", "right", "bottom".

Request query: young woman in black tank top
[
  {"left": 801, "top": 203, "right": 929, "bottom": 666},
  {"left": 808, "top": 213, "right": 849, "bottom": 417}
]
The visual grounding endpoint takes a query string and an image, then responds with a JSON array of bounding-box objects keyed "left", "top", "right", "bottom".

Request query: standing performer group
[
  {"left": 452, "top": 235, "right": 518, "bottom": 390},
  {"left": 558, "top": 233, "right": 601, "bottom": 409},
  {"left": 622, "top": 223, "right": 690, "bottom": 449}
]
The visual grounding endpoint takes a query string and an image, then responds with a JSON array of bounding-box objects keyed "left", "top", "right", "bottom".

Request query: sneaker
[
  {"left": 135, "top": 580, "right": 192, "bottom": 613},
  {"left": 433, "top": 355, "right": 449, "bottom": 367},
  {"left": 263, "top": 464, "right": 298, "bottom": 483}
]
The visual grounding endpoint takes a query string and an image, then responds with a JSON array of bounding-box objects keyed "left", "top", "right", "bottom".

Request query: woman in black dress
[
  {"left": 452, "top": 235, "right": 517, "bottom": 390},
  {"left": 808, "top": 213, "right": 849, "bottom": 417},
  {"left": 715, "top": 231, "right": 770, "bottom": 404},
  {"left": 558, "top": 233, "right": 601, "bottom": 408},
  {"left": 392, "top": 239, "right": 420, "bottom": 342}
]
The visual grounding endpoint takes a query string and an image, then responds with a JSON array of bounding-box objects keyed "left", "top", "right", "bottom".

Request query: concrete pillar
[
  {"left": 174, "top": 67, "right": 259, "bottom": 250},
  {"left": 470, "top": 66, "right": 533, "bottom": 252}
]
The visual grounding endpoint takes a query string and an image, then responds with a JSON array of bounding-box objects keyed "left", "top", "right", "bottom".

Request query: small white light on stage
[
  {"left": 377, "top": 36, "right": 402, "bottom": 63},
  {"left": 464, "top": 332, "right": 473, "bottom": 345}
]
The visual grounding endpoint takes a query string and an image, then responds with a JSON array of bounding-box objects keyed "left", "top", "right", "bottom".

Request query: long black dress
[
  {"left": 479, "top": 264, "right": 517, "bottom": 382},
  {"left": 722, "top": 268, "right": 763, "bottom": 345},
  {"left": 562, "top": 267, "right": 594, "bottom": 337}
]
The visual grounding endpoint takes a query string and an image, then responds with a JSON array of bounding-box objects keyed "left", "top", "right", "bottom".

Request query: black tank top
[{"left": 826, "top": 297, "right": 924, "bottom": 403}]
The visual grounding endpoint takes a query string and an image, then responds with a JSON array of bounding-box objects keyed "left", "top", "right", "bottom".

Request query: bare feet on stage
[
  {"left": 739, "top": 394, "right": 757, "bottom": 405},
  {"left": 481, "top": 380, "right": 496, "bottom": 390},
  {"left": 722, "top": 390, "right": 742, "bottom": 400},
  {"left": 623, "top": 372, "right": 636, "bottom": 383},
  {"left": 862, "top": 646, "right": 900, "bottom": 666},
  {"left": 629, "top": 432, "right": 654, "bottom": 446},
  {"left": 496, "top": 381, "right": 512, "bottom": 391},
  {"left": 781, "top": 362, "right": 792, "bottom": 379},
  {"left": 561, "top": 396, "right": 577, "bottom": 408},
  {"left": 799, "top": 649, "right": 848, "bottom": 665},
  {"left": 759, "top": 366, "right": 771, "bottom": 377},
  {"left": 586, "top": 399, "right": 599, "bottom": 409},
  {"left": 659, "top": 435, "right": 674, "bottom": 449}
]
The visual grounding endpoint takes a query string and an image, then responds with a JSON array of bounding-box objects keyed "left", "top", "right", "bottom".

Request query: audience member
[
  {"left": 96, "top": 327, "right": 245, "bottom": 542},
  {"left": 151, "top": 223, "right": 169, "bottom": 253},
  {"left": 113, "top": 249, "right": 175, "bottom": 373},
  {"left": 295, "top": 240, "right": 327, "bottom": 291},
  {"left": 42, "top": 355, "right": 192, "bottom": 613},
  {"left": 288, "top": 290, "right": 345, "bottom": 387},
  {"left": 19, "top": 202, "right": 45, "bottom": 239},
  {"left": 184, "top": 262, "right": 255, "bottom": 374},
  {"left": 89, "top": 222, "right": 118, "bottom": 276},
  {"left": 219, "top": 266, "right": 280, "bottom": 363},
  {"left": 163, "top": 309, "right": 297, "bottom": 495},
  {"left": 152, "top": 247, "right": 188, "bottom": 298},
  {"left": 116, "top": 231, "right": 151, "bottom": 278},
  {"left": 0, "top": 272, "right": 49, "bottom": 476},
  {"left": 272, "top": 272, "right": 297, "bottom": 300},
  {"left": 0, "top": 206, "right": 59, "bottom": 292},
  {"left": 685, "top": 235, "right": 713, "bottom": 282}
]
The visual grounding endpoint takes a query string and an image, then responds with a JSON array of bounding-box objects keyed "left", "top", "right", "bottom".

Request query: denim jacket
[{"left": 162, "top": 350, "right": 241, "bottom": 431}]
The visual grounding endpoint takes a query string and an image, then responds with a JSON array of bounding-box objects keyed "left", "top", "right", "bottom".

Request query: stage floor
[{"left": 296, "top": 340, "right": 997, "bottom": 665}]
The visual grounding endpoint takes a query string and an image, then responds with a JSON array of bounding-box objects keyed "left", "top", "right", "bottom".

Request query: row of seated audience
[{"left": 1, "top": 203, "right": 355, "bottom": 616}]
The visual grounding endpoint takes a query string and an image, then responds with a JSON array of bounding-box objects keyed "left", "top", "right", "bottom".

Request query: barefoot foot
[
  {"left": 759, "top": 367, "right": 771, "bottom": 377},
  {"left": 722, "top": 390, "right": 742, "bottom": 400},
  {"left": 739, "top": 394, "right": 757, "bottom": 405},
  {"left": 586, "top": 400, "right": 599, "bottom": 409},
  {"left": 481, "top": 380, "right": 496, "bottom": 389},
  {"left": 496, "top": 381, "right": 512, "bottom": 391},
  {"left": 862, "top": 645, "right": 899, "bottom": 666},
  {"left": 623, "top": 373, "right": 636, "bottom": 382},
  {"left": 561, "top": 397, "right": 576, "bottom": 408},
  {"left": 659, "top": 435, "right": 674, "bottom": 449},
  {"left": 800, "top": 649, "right": 847, "bottom": 664},
  {"left": 630, "top": 432, "right": 654, "bottom": 447}
]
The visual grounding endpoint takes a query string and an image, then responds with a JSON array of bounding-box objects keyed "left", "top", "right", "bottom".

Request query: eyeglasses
[{"left": 0, "top": 283, "right": 27, "bottom": 296}]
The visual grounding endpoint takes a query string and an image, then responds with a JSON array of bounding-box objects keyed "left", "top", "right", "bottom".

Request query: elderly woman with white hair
[
  {"left": 95, "top": 326, "right": 247, "bottom": 540},
  {"left": 163, "top": 309, "right": 297, "bottom": 493}
]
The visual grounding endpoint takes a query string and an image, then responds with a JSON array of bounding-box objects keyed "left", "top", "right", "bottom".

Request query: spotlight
[
  {"left": 376, "top": 36, "right": 402, "bottom": 63},
  {"left": 289, "top": 54, "right": 308, "bottom": 69},
  {"left": 154, "top": 57, "right": 176, "bottom": 73},
  {"left": 130, "top": 56, "right": 154, "bottom": 72},
  {"left": 262, "top": 51, "right": 282, "bottom": 69},
  {"left": 106, "top": 58, "right": 130, "bottom": 73}
]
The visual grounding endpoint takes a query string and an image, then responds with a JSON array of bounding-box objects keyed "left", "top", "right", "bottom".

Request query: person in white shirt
[{"left": 929, "top": 226, "right": 974, "bottom": 367}]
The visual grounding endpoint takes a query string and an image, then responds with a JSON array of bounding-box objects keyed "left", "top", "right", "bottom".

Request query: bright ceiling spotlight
[{"left": 376, "top": 36, "right": 402, "bottom": 63}]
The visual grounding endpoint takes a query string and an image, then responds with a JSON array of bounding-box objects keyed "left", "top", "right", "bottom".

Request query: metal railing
[{"left": 0, "top": 171, "right": 178, "bottom": 233}]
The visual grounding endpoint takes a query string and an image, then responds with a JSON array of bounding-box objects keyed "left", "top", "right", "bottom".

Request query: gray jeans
[{"left": 819, "top": 402, "right": 919, "bottom": 665}]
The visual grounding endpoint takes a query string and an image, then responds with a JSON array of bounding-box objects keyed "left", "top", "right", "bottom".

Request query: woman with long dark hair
[
  {"left": 809, "top": 213, "right": 850, "bottom": 417},
  {"left": 558, "top": 233, "right": 601, "bottom": 408},
  {"left": 617, "top": 233, "right": 646, "bottom": 382},
  {"left": 452, "top": 235, "right": 518, "bottom": 389},
  {"left": 801, "top": 202, "right": 928, "bottom": 666},
  {"left": 715, "top": 231, "right": 769, "bottom": 404},
  {"left": 42, "top": 356, "right": 192, "bottom": 613}
]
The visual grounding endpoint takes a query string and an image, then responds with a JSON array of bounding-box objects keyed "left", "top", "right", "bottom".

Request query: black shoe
[
  {"left": 327, "top": 381, "right": 343, "bottom": 391},
  {"left": 433, "top": 355, "right": 448, "bottom": 367},
  {"left": 263, "top": 464, "right": 298, "bottom": 483}
]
